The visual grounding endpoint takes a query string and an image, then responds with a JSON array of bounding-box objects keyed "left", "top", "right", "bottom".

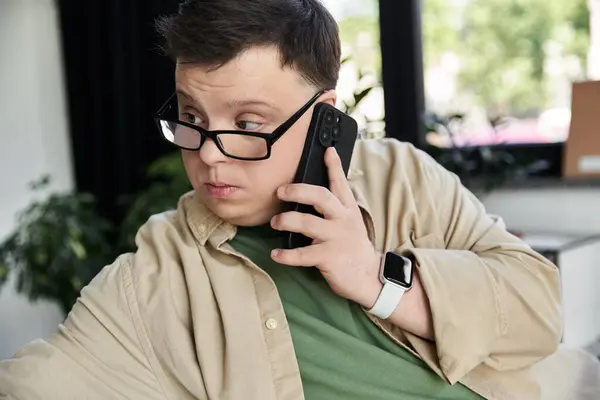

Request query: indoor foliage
[{"left": 0, "top": 155, "right": 190, "bottom": 315}]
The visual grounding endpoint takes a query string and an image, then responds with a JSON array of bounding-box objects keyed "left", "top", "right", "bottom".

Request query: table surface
[{"left": 515, "top": 231, "right": 600, "bottom": 251}]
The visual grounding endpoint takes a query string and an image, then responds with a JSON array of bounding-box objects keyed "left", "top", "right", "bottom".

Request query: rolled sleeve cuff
[{"left": 400, "top": 247, "right": 504, "bottom": 383}]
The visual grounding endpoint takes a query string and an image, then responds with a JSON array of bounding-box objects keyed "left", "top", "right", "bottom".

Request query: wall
[
  {"left": 485, "top": 186, "right": 600, "bottom": 352},
  {"left": 0, "top": 0, "right": 72, "bottom": 359}
]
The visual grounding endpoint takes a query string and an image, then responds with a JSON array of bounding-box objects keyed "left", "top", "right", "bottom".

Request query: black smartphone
[{"left": 284, "top": 102, "right": 358, "bottom": 250}]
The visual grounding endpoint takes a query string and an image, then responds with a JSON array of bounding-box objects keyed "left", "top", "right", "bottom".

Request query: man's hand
[
  {"left": 270, "top": 147, "right": 383, "bottom": 309},
  {"left": 271, "top": 147, "right": 434, "bottom": 340}
]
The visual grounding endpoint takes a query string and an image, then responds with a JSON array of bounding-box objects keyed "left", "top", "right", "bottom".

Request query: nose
[{"left": 198, "top": 136, "right": 229, "bottom": 166}]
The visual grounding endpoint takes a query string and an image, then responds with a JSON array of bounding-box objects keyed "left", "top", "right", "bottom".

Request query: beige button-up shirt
[{"left": 0, "top": 139, "right": 563, "bottom": 399}]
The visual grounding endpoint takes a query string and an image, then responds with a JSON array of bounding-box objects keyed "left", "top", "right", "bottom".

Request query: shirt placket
[{"left": 218, "top": 243, "right": 305, "bottom": 400}]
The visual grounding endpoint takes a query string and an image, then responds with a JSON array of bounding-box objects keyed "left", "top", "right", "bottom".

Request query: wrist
[{"left": 357, "top": 250, "right": 384, "bottom": 309}]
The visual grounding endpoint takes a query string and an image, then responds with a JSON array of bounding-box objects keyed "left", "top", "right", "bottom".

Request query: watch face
[{"left": 382, "top": 252, "right": 413, "bottom": 288}]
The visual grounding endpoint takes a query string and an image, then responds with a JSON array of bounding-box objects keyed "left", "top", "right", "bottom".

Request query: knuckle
[
  {"left": 319, "top": 188, "right": 336, "bottom": 204},
  {"left": 282, "top": 212, "right": 307, "bottom": 232},
  {"left": 300, "top": 214, "right": 319, "bottom": 236},
  {"left": 298, "top": 215, "right": 310, "bottom": 233},
  {"left": 316, "top": 186, "right": 330, "bottom": 196},
  {"left": 327, "top": 189, "right": 340, "bottom": 202},
  {"left": 282, "top": 212, "right": 296, "bottom": 229},
  {"left": 295, "top": 247, "right": 306, "bottom": 261}
]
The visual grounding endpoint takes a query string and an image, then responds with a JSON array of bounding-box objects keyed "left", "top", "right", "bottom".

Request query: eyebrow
[
  {"left": 175, "top": 88, "right": 195, "bottom": 102},
  {"left": 175, "top": 88, "right": 281, "bottom": 113},
  {"left": 225, "top": 99, "right": 281, "bottom": 113}
]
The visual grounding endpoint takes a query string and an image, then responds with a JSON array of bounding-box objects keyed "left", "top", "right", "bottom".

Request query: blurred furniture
[
  {"left": 518, "top": 231, "right": 600, "bottom": 350},
  {"left": 531, "top": 344, "right": 600, "bottom": 399}
]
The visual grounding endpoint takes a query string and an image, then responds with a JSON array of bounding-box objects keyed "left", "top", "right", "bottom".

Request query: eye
[
  {"left": 236, "top": 120, "right": 262, "bottom": 131},
  {"left": 181, "top": 112, "right": 203, "bottom": 125}
]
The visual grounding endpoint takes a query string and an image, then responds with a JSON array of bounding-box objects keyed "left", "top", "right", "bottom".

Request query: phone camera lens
[
  {"left": 332, "top": 125, "right": 341, "bottom": 140},
  {"left": 324, "top": 110, "right": 335, "bottom": 125},
  {"left": 320, "top": 127, "right": 332, "bottom": 146}
]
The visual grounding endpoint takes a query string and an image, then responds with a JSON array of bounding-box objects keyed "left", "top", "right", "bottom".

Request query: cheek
[
  {"left": 181, "top": 151, "right": 204, "bottom": 188},
  {"left": 247, "top": 140, "right": 304, "bottom": 194},
  {"left": 270, "top": 130, "right": 306, "bottom": 179},
  {"left": 181, "top": 150, "right": 193, "bottom": 165},
  {"left": 247, "top": 158, "right": 296, "bottom": 193}
]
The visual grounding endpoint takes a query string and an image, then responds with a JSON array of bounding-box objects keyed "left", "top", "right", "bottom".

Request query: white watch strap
[{"left": 368, "top": 282, "right": 406, "bottom": 319}]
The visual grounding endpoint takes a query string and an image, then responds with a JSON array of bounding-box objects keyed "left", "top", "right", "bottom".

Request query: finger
[
  {"left": 271, "top": 211, "right": 333, "bottom": 241},
  {"left": 277, "top": 183, "right": 342, "bottom": 218},
  {"left": 271, "top": 242, "right": 327, "bottom": 267},
  {"left": 325, "top": 147, "right": 355, "bottom": 207}
]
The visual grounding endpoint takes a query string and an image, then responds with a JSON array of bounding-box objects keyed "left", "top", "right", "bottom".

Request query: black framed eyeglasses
[{"left": 154, "top": 90, "right": 326, "bottom": 161}]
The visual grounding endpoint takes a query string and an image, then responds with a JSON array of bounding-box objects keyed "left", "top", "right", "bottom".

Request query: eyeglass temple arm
[
  {"left": 270, "top": 90, "right": 327, "bottom": 139},
  {"left": 156, "top": 93, "right": 178, "bottom": 117}
]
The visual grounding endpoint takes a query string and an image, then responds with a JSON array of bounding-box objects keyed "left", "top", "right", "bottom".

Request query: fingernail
[
  {"left": 277, "top": 186, "right": 287, "bottom": 197},
  {"left": 271, "top": 249, "right": 280, "bottom": 258}
]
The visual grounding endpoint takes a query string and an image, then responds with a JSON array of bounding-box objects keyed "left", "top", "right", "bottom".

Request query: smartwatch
[{"left": 368, "top": 251, "right": 414, "bottom": 319}]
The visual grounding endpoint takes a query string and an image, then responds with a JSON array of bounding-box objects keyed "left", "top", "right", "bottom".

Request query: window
[
  {"left": 422, "top": 0, "right": 591, "bottom": 148},
  {"left": 322, "top": 0, "right": 386, "bottom": 138}
]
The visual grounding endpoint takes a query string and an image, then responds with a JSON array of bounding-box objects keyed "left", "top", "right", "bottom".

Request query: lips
[
  {"left": 208, "top": 181, "right": 235, "bottom": 188},
  {"left": 204, "top": 182, "right": 239, "bottom": 198}
]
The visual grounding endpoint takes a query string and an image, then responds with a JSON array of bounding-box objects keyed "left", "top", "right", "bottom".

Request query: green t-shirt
[{"left": 229, "top": 225, "right": 483, "bottom": 400}]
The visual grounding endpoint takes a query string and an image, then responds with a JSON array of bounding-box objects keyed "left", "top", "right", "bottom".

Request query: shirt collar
[
  {"left": 180, "top": 192, "right": 236, "bottom": 247},
  {"left": 180, "top": 165, "right": 371, "bottom": 247}
]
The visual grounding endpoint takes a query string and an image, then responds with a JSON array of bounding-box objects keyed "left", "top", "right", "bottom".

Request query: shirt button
[{"left": 265, "top": 318, "right": 278, "bottom": 330}]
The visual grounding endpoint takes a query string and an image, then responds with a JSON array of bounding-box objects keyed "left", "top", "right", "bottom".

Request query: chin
[{"left": 204, "top": 199, "right": 280, "bottom": 227}]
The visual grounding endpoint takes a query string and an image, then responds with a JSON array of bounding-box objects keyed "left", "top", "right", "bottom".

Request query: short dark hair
[{"left": 155, "top": 0, "right": 341, "bottom": 90}]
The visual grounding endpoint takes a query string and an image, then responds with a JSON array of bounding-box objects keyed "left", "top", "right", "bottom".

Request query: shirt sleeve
[
  {"left": 398, "top": 151, "right": 562, "bottom": 384},
  {"left": 0, "top": 255, "right": 165, "bottom": 400}
]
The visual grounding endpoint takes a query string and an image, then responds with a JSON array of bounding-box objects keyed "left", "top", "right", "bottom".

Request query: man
[{"left": 0, "top": 0, "right": 562, "bottom": 399}]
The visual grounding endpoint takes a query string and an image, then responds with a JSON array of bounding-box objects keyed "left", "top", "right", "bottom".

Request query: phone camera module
[
  {"left": 332, "top": 125, "right": 341, "bottom": 140},
  {"left": 320, "top": 127, "right": 333, "bottom": 146},
  {"left": 324, "top": 110, "right": 335, "bottom": 125}
]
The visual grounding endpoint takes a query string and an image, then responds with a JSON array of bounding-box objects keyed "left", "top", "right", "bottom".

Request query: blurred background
[{"left": 1, "top": 0, "right": 600, "bottom": 360}]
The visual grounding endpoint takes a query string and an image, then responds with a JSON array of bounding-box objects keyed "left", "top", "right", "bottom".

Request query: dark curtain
[
  {"left": 379, "top": 0, "right": 425, "bottom": 147},
  {"left": 56, "top": 0, "right": 180, "bottom": 224}
]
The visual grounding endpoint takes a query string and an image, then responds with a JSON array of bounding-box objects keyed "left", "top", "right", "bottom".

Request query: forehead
[{"left": 175, "top": 46, "right": 311, "bottom": 101}]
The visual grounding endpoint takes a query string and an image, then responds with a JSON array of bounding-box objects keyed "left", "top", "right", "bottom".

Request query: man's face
[{"left": 176, "top": 46, "right": 336, "bottom": 226}]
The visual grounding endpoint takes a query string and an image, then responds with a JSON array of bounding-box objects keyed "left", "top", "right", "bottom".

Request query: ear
[{"left": 320, "top": 89, "right": 337, "bottom": 107}]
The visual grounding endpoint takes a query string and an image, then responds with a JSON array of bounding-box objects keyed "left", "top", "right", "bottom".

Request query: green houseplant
[
  {"left": 0, "top": 154, "right": 190, "bottom": 315},
  {"left": 0, "top": 177, "right": 114, "bottom": 315},
  {"left": 422, "top": 112, "right": 518, "bottom": 198},
  {"left": 117, "top": 151, "right": 191, "bottom": 251}
]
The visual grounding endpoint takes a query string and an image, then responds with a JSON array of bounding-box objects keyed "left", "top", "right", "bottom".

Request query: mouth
[{"left": 204, "top": 182, "right": 240, "bottom": 199}]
